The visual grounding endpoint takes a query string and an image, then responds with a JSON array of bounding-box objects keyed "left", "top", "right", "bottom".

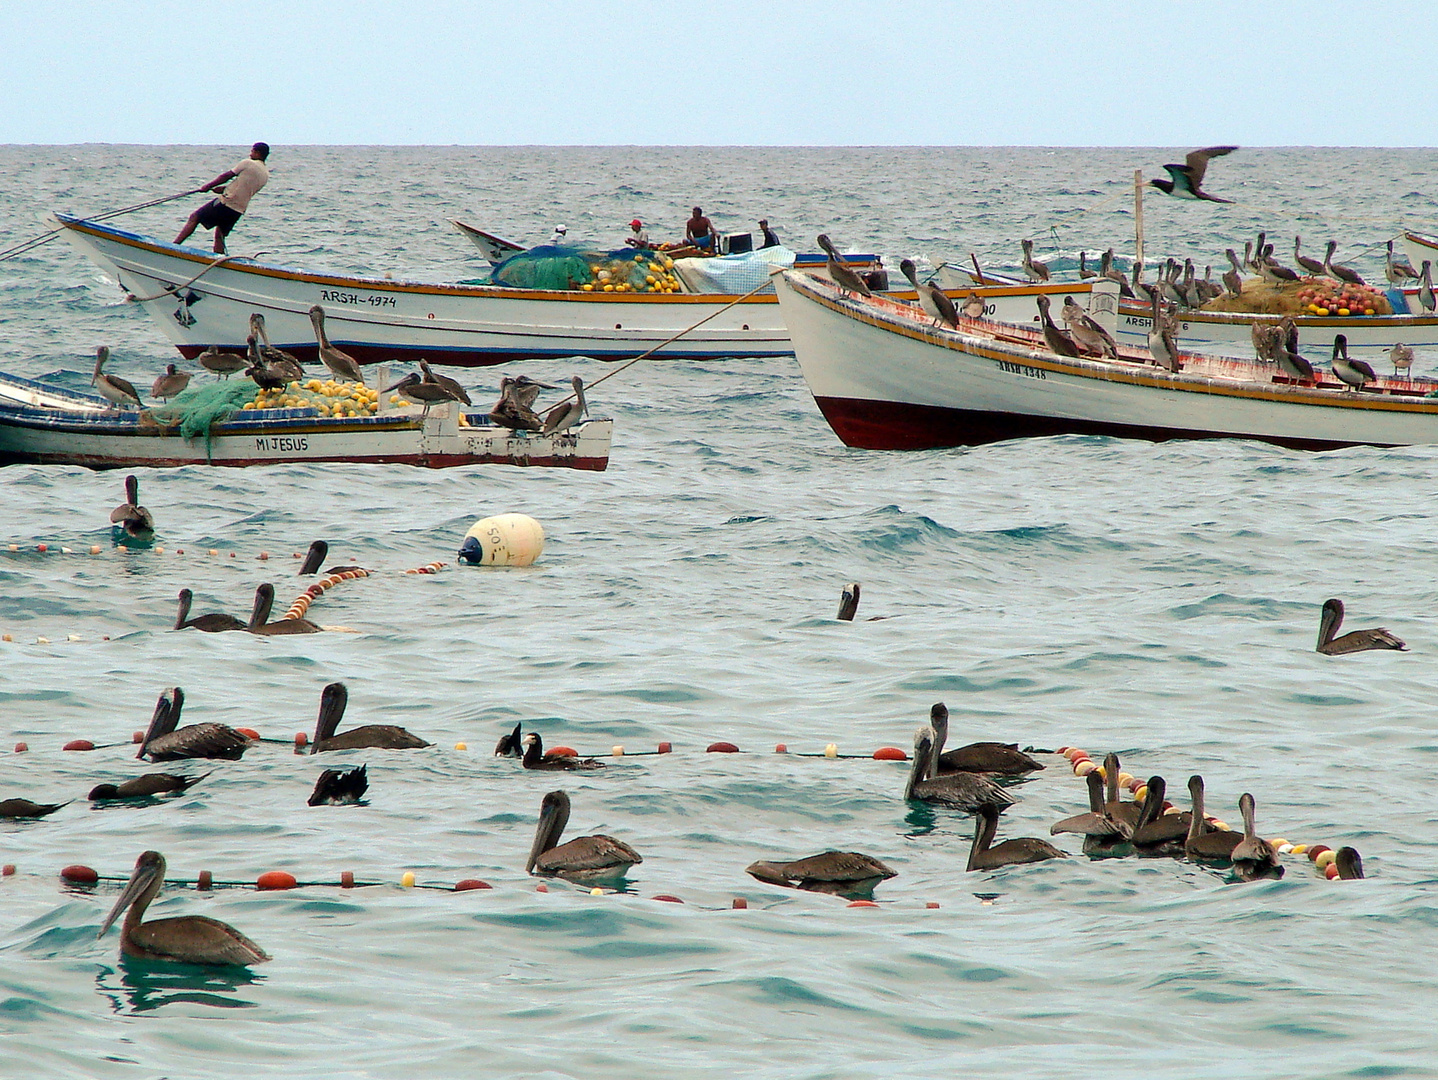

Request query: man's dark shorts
[{"left": 196, "top": 198, "right": 242, "bottom": 236}]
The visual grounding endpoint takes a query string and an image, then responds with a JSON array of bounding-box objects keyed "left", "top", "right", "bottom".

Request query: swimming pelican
[
  {"left": 310, "top": 682, "right": 430, "bottom": 752},
  {"left": 110, "top": 474, "right": 154, "bottom": 539},
  {"left": 298, "top": 540, "right": 328, "bottom": 576},
  {"left": 99, "top": 850, "right": 270, "bottom": 965},
  {"left": 1293, "top": 236, "right": 1326, "bottom": 277},
  {"left": 1386, "top": 240, "right": 1418, "bottom": 285},
  {"left": 1035, "top": 295, "right": 1080, "bottom": 357},
  {"left": 899, "top": 259, "right": 958, "bottom": 329},
  {"left": 1128, "top": 776, "right": 1191, "bottom": 853},
  {"left": 1323, "top": 241, "right": 1365, "bottom": 286},
  {"left": 1330, "top": 334, "right": 1376, "bottom": 391},
  {"left": 542, "top": 375, "right": 588, "bottom": 434},
  {"left": 1390, "top": 342, "right": 1415, "bottom": 379},
  {"left": 0, "top": 797, "right": 68, "bottom": 818},
  {"left": 1020, "top": 238, "right": 1050, "bottom": 283},
  {"left": 1222, "top": 249, "right": 1244, "bottom": 298},
  {"left": 522, "top": 732, "right": 604, "bottom": 771},
  {"left": 150, "top": 364, "right": 191, "bottom": 400},
  {"left": 1334, "top": 847, "right": 1364, "bottom": 879},
  {"left": 308, "top": 764, "right": 368, "bottom": 805},
  {"left": 246, "top": 583, "right": 321, "bottom": 635},
  {"left": 307, "top": 305, "right": 365, "bottom": 384},
  {"left": 419, "top": 360, "right": 471, "bottom": 405},
  {"left": 494, "top": 722, "right": 524, "bottom": 756},
  {"left": 137, "top": 687, "right": 251, "bottom": 761},
  {"left": 837, "top": 582, "right": 860, "bottom": 621},
  {"left": 967, "top": 803, "right": 1064, "bottom": 870},
  {"left": 1078, "top": 251, "right": 1097, "bottom": 280},
  {"left": 1230, "top": 793, "right": 1283, "bottom": 881},
  {"left": 746, "top": 852, "right": 897, "bottom": 896},
  {"left": 961, "top": 291, "right": 985, "bottom": 319},
  {"left": 1419, "top": 261, "right": 1435, "bottom": 314},
  {"left": 174, "top": 588, "right": 245, "bottom": 632},
  {"left": 196, "top": 345, "right": 249, "bottom": 379},
  {"left": 92, "top": 346, "right": 143, "bottom": 409},
  {"left": 1148, "top": 146, "right": 1237, "bottom": 203},
  {"left": 248, "top": 313, "right": 304, "bottom": 378},
  {"left": 816, "top": 234, "right": 872, "bottom": 297},
  {"left": 88, "top": 773, "right": 208, "bottom": 801},
  {"left": 526, "top": 790, "right": 641, "bottom": 882},
  {"left": 1316, "top": 598, "right": 1406, "bottom": 655},
  {"left": 904, "top": 727, "right": 1013, "bottom": 813},
  {"left": 927, "top": 703, "right": 1042, "bottom": 775},
  {"left": 1060, "top": 295, "right": 1118, "bottom": 358},
  {"left": 1050, "top": 770, "right": 1123, "bottom": 838},
  {"left": 1184, "top": 775, "right": 1242, "bottom": 862},
  {"left": 1143, "top": 284, "right": 1179, "bottom": 372},
  {"left": 1098, "top": 753, "right": 1144, "bottom": 836}
]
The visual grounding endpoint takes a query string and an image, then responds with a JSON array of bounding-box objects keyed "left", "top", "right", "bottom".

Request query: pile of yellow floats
[
  {"left": 243, "top": 378, "right": 381, "bottom": 416},
  {"left": 578, "top": 253, "right": 681, "bottom": 294}
]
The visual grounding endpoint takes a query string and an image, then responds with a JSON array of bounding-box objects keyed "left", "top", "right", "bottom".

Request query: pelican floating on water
[
  {"left": 0, "top": 797, "right": 68, "bottom": 818},
  {"left": 150, "top": 364, "right": 191, "bottom": 400},
  {"left": 1184, "top": 775, "right": 1242, "bottom": 862},
  {"left": 92, "top": 346, "right": 143, "bottom": 409},
  {"left": 111, "top": 474, "right": 154, "bottom": 539},
  {"left": 541, "top": 375, "right": 588, "bottom": 435},
  {"left": 522, "top": 732, "right": 604, "bottom": 771},
  {"left": 307, "top": 305, "right": 365, "bottom": 384},
  {"left": 967, "top": 803, "right": 1064, "bottom": 870},
  {"left": 308, "top": 764, "right": 368, "bottom": 805},
  {"left": 837, "top": 582, "right": 860, "bottom": 621},
  {"left": 1335, "top": 847, "right": 1364, "bottom": 879},
  {"left": 310, "top": 682, "right": 430, "bottom": 752},
  {"left": 1316, "top": 598, "right": 1406, "bottom": 655},
  {"left": 1128, "top": 775, "right": 1191, "bottom": 853},
  {"left": 1050, "top": 770, "right": 1123, "bottom": 838},
  {"left": 526, "top": 790, "right": 641, "bottom": 882},
  {"left": 928, "top": 702, "right": 1042, "bottom": 775},
  {"left": 494, "top": 722, "right": 524, "bottom": 756},
  {"left": 137, "top": 687, "right": 251, "bottom": 761},
  {"left": 99, "top": 850, "right": 270, "bottom": 966},
  {"left": 1148, "top": 145, "right": 1237, "bottom": 202},
  {"left": 899, "top": 259, "right": 958, "bottom": 329},
  {"left": 174, "top": 588, "right": 245, "bottom": 632},
  {"left": 89, "top": 773, "right": 207, "bottom": 801},
  {"left": 747, "top": 852, "right": 896, "bottom": 896},
  {"left": 246, "top": 583, "right": 321, "bottom": 635},
  {"left": 816, "top": 234, "right": 872, "bottom": 297},
  {"left": 904, "top": 727, "right": 1013, "bottom": 813},
  {"left": 1230, "top": 793, "right": 1283, "bottom": 881}
]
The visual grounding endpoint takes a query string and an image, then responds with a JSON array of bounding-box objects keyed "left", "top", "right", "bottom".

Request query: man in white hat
[{"left": 548, "top": 224, "right": 569, "bottom": 246}]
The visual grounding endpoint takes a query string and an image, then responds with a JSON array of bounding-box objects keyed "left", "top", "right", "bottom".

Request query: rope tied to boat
[{"left": 123, "top": 249, "right": 270, "bottom": 303}]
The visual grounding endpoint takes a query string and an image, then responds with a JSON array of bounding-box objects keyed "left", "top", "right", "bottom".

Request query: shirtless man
[
  {"left": 685, "top": 206, "right": 717, "bottom": 252},
  {"left": 175, "top": 142, "right": 270, "bottom": 254}
]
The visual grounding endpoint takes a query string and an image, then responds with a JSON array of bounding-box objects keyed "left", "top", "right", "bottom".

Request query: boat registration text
[{"left": 995, "top": 360, "right": 1046, "bottom": 380}]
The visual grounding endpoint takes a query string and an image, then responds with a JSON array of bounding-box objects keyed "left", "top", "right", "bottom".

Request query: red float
[
  {"left": 707, "top": 742, "right": 740, "bottom": 753},
  {"left": 61, "top": 865, "right": 98, "bottom": 884},
  {"left": 257, "top": 871, "right": 297, "bottom": 890}
]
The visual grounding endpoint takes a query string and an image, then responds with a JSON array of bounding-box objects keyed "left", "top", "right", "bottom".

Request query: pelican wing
[
  {"left": 775, "top": 851, "right": 895, "bottom": 882},
  {"left": 133, "top": 916, "right": 271, "bottom": 965},
  {"left": 538, "top": 834, "right": 642, "bottom": 872}
]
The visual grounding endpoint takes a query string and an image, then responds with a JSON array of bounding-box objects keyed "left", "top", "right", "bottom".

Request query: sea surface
[{"left": 2, "top": 146, "right": 1438, "bottom": 1079}]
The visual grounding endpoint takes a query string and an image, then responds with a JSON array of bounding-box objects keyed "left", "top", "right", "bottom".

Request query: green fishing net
[{"left": 148, "top": 380, "right": 257, "bottom": 457}]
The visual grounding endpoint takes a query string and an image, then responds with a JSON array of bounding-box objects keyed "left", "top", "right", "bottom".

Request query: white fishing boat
[
  {"left": 774, "top": 269, "right": 1438, "bottom": 452},
  {"left": 0, "top": 370, "right": 611, "bottom": 470},
  {"left": 1402, "top": 229, "right": 1438, "bottom": 280}
]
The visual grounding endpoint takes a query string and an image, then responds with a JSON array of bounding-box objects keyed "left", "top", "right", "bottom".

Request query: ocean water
[{"left": 1, "top": 146, "right": 1438, "bottom": 1079}]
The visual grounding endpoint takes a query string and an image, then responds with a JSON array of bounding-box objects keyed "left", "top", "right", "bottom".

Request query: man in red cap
[{"left": 625, "top": 219, "right": 652, "bottom": 249}]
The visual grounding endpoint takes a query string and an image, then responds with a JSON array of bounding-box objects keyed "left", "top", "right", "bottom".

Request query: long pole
[
  {"left": 0, "top": 187, "right": 205, "bottom": 263},
  {"left": 1134, "top": 169, "right": 1145, "bottom": 269}
]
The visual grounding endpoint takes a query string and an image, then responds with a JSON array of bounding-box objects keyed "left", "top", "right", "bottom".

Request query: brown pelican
[
  {"left": 298, "top": 540, "right": 328, "bottom": 576},
  {"left": 1330, "top": 334, "right": 1376, "bottom": 391},
  {"left": 307, "top": 305, "right": 365, "bottom": 384},
  {"left": 89, "top": 773, "right": 207, "bottom": 801},
  {"left": 245, "top": 336, "right": 290, "bottom": 391},
  {"left": 196, "top": 345, "right": 249, "bottom": 379},
  {"left": 246, "top": 583, "right": 321, "bottom": 635},
  {"left": 961, "top": 291, "right": 985, "bottom": 319},
  {"left": 92, "top": 346, "right": 143, "bottom": 409},
  {"left": 1230, "top": 793, "right": 1282, "bottom": 881},
  {"left": 0, "top": 797, "right": 68, "bottom": 818},
  {"left": 1251, "top": 320, "right": 1283, "bottom": 365},
  {"left": 1148, "top": 146, "right": 1237, "bottom": 202},
  {"left": 150, "top": 364, "right": 191, "bottom": 400},
  {"left": 99, "top": 850, "right": 270, "bottom": 965},
  {"left": 1128, "top": 775, "right": 1191, "bottom": 853},
  {"left": 1420, "top": 261, "right": 1435, "bottom": 314},
  {"left": 1060, "top": 295, "right": 1118, "bottom": 358},
  {"left": 1258, "top": 246, "right": 1300, "bottom": 285},
  {"left": 487, "top": 374, "right": 553, "bottom": 430},
  {"left": 542, "top": 375, "right": 588, "bottom": 435},
  {"left": 1050, "top": 770, "right": 1123, "bottom": 838},
  {"left": 308, "top": 764, "right": 368, "bottom": 805},
  {"left": 1386, "top": 240, "right": 1418, "bottom": 285},
  {"left": 1035, "top": 295, "right": 1080, "bottom": 357},
  {"left": 967, "top": 803, "right": 1064, "bottom": 870},
  {"left": 419, "top": 360, "right": 471, "bottom": 405},
  {"left": 837, "top": 581, "right": 861, "bottom": 621},
  {"left": 174, "top": 588, "right": 245, "bottom": 632},
  {"left": 1100, "top": 249, "right": 1134, "bottom": 298},
  {"left": 746, "top": 851, "right": 897, "bottom": 896},
  {"left": 1222, "top": 249, "right": 1244, "bottom": 298},
  {"left": 899, "top": 259, "right": 958, "bottom": 329},
  {"left": 1020, "top": 238, "right": 1050, "bottom": 283},
  {"left": 248, "top": 312, "right": 304, "bottom": 378},
  {"left": 1184, "top": 775, "right": 1242, "bottom": 862},
  {"left": 137, "top": 687, "right": 251, "bottom": 761},
  {"left": 905, "top": 727, "right": 1013, "bottom": 813},
  {"left": 1293, "top": 236, "right": 1327, "bottom": 277},
  {"left": 1244, "top": 239, "right": 1259, "bottom": 275},
  {"left": 1143, "top": 285, "right": 1179, "bottom": 372},
  {"left": 1335, "top": 847, "right": 1364, "bottom": 879},
  {"left": 1078, "top": 251, "right": 1097, "bottom": 280},
  {"left": 310, "top": 682, "right": 430, "bottom": 752},
  {"left": 522, "top": 732, "right": 604, "bottom": 771},
  {"left": 1316, "top": 598, "right": 1406, "bottom": 655},
  {"left": 494, "top": 722, "right": 524, "bottom": 756},
  {"left": 816, "top": 234, "right": 872, "bottom": 297},
  {"left": 1390, "top": 343, "right": 1415, "bottom": 379},
  {"left": 1274, "top": 317, "right": 1315, "bottom": 382},
  {"left": 526, "top": 790, "right": 641, "bottom": 882},
  {"left": 1323, "top": 241, "right": 1365, "bottom": 286},
  {"left": 110, "top": 474, "right": 154, "bottom": 538},
  {"left": 1100, "top": 753, "right": 1143, "bottom": 836},
  {"left": 1129, "top": 260, "right": 1145, "bottom": 299},
  {"left": 928, "top": 703, "right": 1042, "bottom": 775}
]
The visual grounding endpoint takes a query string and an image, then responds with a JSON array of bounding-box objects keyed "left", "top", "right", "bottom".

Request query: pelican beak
[
  {"left": 136, "top": 690, "right": 174, "bottom": 759},
  {"left": 99, "top": 852, "right": 162, "bottom": 937},
  {"left": 526, "top": 791, "right": 570, "bottom": 874},
  {"left": 313, "top": 682, "right": 347, "bottom": 747}
]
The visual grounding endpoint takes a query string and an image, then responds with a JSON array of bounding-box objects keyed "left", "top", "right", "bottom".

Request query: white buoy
[{"left": 458, "top": 514, "right": 545, "bottom": 567}]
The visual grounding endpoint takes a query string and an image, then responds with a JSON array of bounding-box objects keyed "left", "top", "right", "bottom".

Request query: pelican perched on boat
[
  {"left": 1148, "top": 145, "right": 1237, "bottom": 203},
  {"left": 1330, "top": 334, "right": 1376, "bottom": 391},
  {"left": 150, "top": 364, "right": 191, "bottom": 400},
  {"left": 1020, "top": 238, "right": 1050, "bottom": 283},
  {"left": 307, "top": 305, "right": 365, "bottom": 384},
  {"left": 245, "top": 583, "right": 320, "bottom": 635},
  {"left": 526, "top": 789, "right": 641, "bottom": 882},
  {"left": 522, "top": 732, "right": 604, "bottom": 771},
  {"left": 487, "top": 374, "right": 554, "bottom": 430},
  {"left": 1184, "top": 775, "right": 1242, "bottom": 862},
  {"left": 0, "top": 797, "right": 68, "bottom": 818},
  {"left": 386, "top": 372, "right": 461, "bottom": 418},
  {"left": 837, "top": 581, "right": 860, "bottom": 621},
  {"left": 1142, "top": 284, "right": 1179, "bottom": 372},
  {"left": 419, "top": 360, "right": 471, "bottom": 405},
  {"left": 1390, "top": 342, "right": 1415, "bottom": 379},
  {"left": 1258, "top": 246, "right": 1300, "bottom": 285},
  {"left": 1060, "top": 295, "right": 1118, "bottom": 358},
  {"left": 1419, "top": 261, "right": 1435, "bottom": 314},
  {"left": 110, "top": 474, "right": 154, "bottom": 539},
  {"left": 1293, "top": 236, "right": 1326, "bottom": 277},
  {"left": 1078, "top": 251, "right": 1097, "bottom": 280},
  {"left": 967, "top": 803, "right": 1064, "bottom": 870},
  {"left": 99, "top": 850, "right": 270, "bottom": 965},
  {"left": 173, "top": 588, "right": 245, "bottom": 632},
  {"left": 1230, "top": 793, "right": 1282, "bottom": 881},
  {"left": 1386, "top": 240, "right": 1418, "bottom": 285},
  {"left": 1050, "top": 770, "right": 1123, "bottom": 838},
  {"left": 542, "top": 375, "right": 588, "bottom": 434},
  {"left": 747, "top": 852, "right": 896, "bottom": 896},
  {"left": 816, "top": 234, "right": 871, "bottom": 297},
  {"left": 1335, "top": 847, "right": 1364, "bottom": 879},
  {"left": 308, "top": 764, "right": 368, "bottom": 805},
  {"left": 899, "top": 259, "right": 958, "bottom": 329},
  {"left": 196, "top": 344, "right": 249, "bottom": 379},
  {"left": 248, "top": 312, "right": 304, "bottom": 378},
  {"left": 928, "top": 702, "right": 1042, "bottom": 775},
  {"left": 1222, "top": 249, "right": 1244, "bottom": 298},
  {"left": 92, "top": 346, "right": 143, "bottom": 409},
  {"left": 1316, "top": 598, "right": 1406, "bottom": 655},
  {"left": 1034, "top": 295, "right": 1079, "bottom": 357},
  {"left": 961, "top": 291, "right": 985, "bottom": 319},
  {"left": 494, "top": 722, "right": 524, "bottom": 757},
  {"left": 1100, "top": 249, "right": 1133, "bottom": 297},
  {"left": 137, "top": 687, "right": 251, "bottom": 761},
  {"left": 310, "top": 682, "right": 430, "bottom": 752},
  {"left": 89, "top": 773, "right": 207, "bottom": 801},
  {"left": 904, "top": 727, "right": 1013, "bottom": 813},
  {"left": 1273, "top": 317, "right": 1315, "bottom": 382},
  {"left": 245, "top": 336, "right": 291, "bottom": 391},
  {"left": 1251, "top": 320, "right": 1283, "bottom": 366},
  {"left": 1323, "top": 241, "right": 1365, "bottom": 286}
]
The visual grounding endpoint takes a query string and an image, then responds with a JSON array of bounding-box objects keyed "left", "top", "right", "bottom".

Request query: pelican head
[
  {"left": 99, "top": 849, "right": 166, "bottom": 938},
  {"left": 136, "top": 687, "right": 182, "bottom": 759},
  {"left": 526, "top": 789, "right": 573, "bottom": 873},
  {"left": 311, "top": 681, "right": 349, "bottom": 749}
]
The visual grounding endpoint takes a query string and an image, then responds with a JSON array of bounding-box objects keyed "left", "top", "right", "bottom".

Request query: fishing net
[
  {"left": 1202, "top": 278, "right": 1392, "bottom": 316},
  {"left": 487, "top": 245, "right": 680, "bottom": 293},
  {"left": 147, "top": 380, "right": 256, "bottom": 457}
]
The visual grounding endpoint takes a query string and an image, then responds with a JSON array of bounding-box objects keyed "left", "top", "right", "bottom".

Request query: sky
[{"left": 2, "top": 0, "right": 1436, "bottom": 146}]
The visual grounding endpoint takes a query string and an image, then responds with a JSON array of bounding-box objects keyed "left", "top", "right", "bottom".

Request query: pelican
[
  {"left": 1293, "top": 236, "right": 1326, "bottom": 277},
  {"left": 837, "top": 581, "right": 860, "bottom": 621},
  {"left": 1230, "top": 793, "right": 1282, "bottom": 881},
  {"left": 92, "top": 346, "right": 142, "bottom": 409},
  {"left": 298, "top": 540, "right": 328, "bottom": 576},
  {"left": 248, "top": 312, "right": 304, "bottom": 378},
  {"left": 928, "top": 702, "right": 1042, "bottom": 775},
  {"left": 308, "top": 764, "right": 368, "bottom": 805},
  {"left": 816, "top": 234, "right": 872, "bottom": 297},
  {"left": 1323, "top": 241, "right": 1365, "bottom": 285},
  {"left": 1258, "top": 247, "right": 1300, "bottom": 285},
  {"left": 110, "top": 474, "right": 154, "bottom": 539},
  {"left": 1390, "top": 342, "right": 1415, "bottom": 379},
  {"left": 388, "top": 371, "right": 462, "bottom": 418},
  {"left": 1128, "top": 259, "right": 1144, "bottom": 299},
  {"left": 899, "top": 259, "right": 958, "bottom": 329},
  {"left": 967, "top": 804, "right": 1064, "bottom": 870},
  {"left": 1128, "top": 776, "right": 1190, "bottom": 853},
  {"left": 1419, "top": 261, "right": 1435, "bottom": 314},
  {"left": 307, "top": 305, "right": 365, "bottom": 384},
  {"left": 747, "top": 852, "right": 897, "bottom": 896},
  {"left": 0, "top": 797, "right": 68, "bottom": 818},
  {"left": 245, "top": 336, "right": 290, "bottom": 391},
  {"left": 1251, "top": 320, "right": 1283, "bottom": 365},
  {"left": 1330, "top": 334, "right": 1376, "bottom": 391},
  {"left": 89, "top": 773, "right": 207, "bottom": 801},
  {"left": 310, "top": 682, "right": 429, "bottom": 752},
  {"left": 541, "top": 375, "right": 588, "bottom": 435},
  {"left": 1275, "top": 317, "right": 1315, "bottom": 382},
  {"left": 173, "top": 588, "right": 245, "bottom": 632},
  {"left": 196, "top": 345, "right": 249, "bottom": 379},
  {"left": 1060, "top": 295, "right": 1118, "bottom": 358},
  {"left": 1143, "top": 284, "right": 1179, "bottom": 372},
  {"left": 1078, "top": 251, "right": 1097, "bottom": 280},
  {"left": 1160, "top": 259, "right": 1188, "bottom": 307},
  {"left": 99, "top": 850, "right": 270, "bottom": 965},
  {"left": 487, "top": 374, "right": 553, "bottom": 430},
  {"left": 1184, "top": 775, "right": 1242, "bottom": 862},
  {"left": 150, "top": 364, "right": 191, "bottom": 400},
  {"left": 522, "top": 731, "right": 604, "bottom": 771},
  {"left": 961, "top": 291, "right": 985, "bottom": 319},
  {"left": 246, "top": 583, "right": 321, "bottom": 635},
  {"left": 1100, "top": 250, "right": 1133, "bottom": 297},
  {"left": 1100, "top": 753, "right": 1143, "bottom": 836},
  {"left": 1035, "top": 295, "right": 1080, "bottom": 357},
  {"left": 526, "top": 790, "right": 641, "bottom": 882},
  {"left": 1148, "top": 145, "right": 1237, "bottom": 202},
  {"left": 494, "top": 722, "right": 524, "bottom": 757},
  {"left": 1020, "top": 238, "right": 1050, "bottom": 283},
  {"left": 904, "top": 727, "right": 1013, "bottom": 813},
  {"left": 137, "top": 687, "right": 251, "bottom": 761},
  {"left": 1316, "top": 598, "right": 1406, "bottom": 655},
  {"left": 419, "top": 360, "right": 471, "bottom": 405},
  {"left": 1050, "top": 770, "right": 1123, "bottom": 838},
  {"left": 1335, "top": 847, "right": 1364, "bottom": 880},
  {"left": 1386, "top": 240, "right": 1418, "bottom": 285},
  {"left": 1222, "top": 249, "right": 1244, "bottom": 298}
]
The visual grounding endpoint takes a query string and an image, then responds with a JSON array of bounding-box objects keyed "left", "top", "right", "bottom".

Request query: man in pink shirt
[{"left": 175, "top": 142, "right": 271, "bottom": 253}]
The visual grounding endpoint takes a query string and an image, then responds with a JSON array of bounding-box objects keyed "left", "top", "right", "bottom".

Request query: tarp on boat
[{"left": 672, "top": 246, "right": 796, "bottom": 295}]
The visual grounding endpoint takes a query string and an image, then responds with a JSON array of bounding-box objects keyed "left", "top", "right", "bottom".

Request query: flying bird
[{"left": 1148, "top": 146, "right": 1238, "bottom": 203}]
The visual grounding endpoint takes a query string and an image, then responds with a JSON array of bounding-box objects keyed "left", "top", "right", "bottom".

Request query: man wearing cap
[
  {"left": 625, "top": 219, "right": 652, "bottom": 249},
  {"left": 174, "top": 142, "right": 270, "bottom": 254},
  {"left": 758, "top": 219, "right": 780, "bottom": 249},
  {"left": 548, "top": 224, "right": 569, "bottom": 246}
]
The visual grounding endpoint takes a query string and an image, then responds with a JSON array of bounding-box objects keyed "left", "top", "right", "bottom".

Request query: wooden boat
[
  {"left": 1401, "top": 229, "right": 1437, "bottom": 280},
  {"left": 774, "top": 269, "right": 1438, "bottom": 452},
  {"left": 0, "top": 370, "right": 610, "bottom": 469}
]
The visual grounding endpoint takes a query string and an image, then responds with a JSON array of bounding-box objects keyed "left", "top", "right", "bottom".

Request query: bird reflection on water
[{"left": 96, "top": 961, "right": 264, "bottom": 1015}]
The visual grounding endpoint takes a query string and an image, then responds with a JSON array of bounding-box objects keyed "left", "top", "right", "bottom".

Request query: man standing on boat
[
  {"left": 685, "top": 207, "right": 718, "bottom": 252},
  {"left": 174, "top": 142, "right": 270, "bottom": 254}
]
